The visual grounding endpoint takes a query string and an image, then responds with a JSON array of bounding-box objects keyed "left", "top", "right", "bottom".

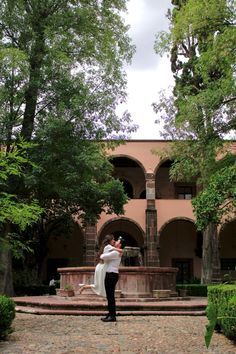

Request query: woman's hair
[
  {"left": 102, "top": 234, "right": 114, "bottom": 246},
  {"left": 95, "top": 234, "right": 114, "bottom": 263}
]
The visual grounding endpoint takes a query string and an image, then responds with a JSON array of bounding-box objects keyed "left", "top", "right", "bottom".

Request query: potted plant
[{"left": 56, "top": 284, "right": 75, "bottom": 297}]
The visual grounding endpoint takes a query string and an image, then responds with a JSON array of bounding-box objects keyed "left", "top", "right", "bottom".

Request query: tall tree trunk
[
  {"left": 21, "top": 21, "right": 46, "bottom": 141},
  {"left": 0, "top": 223, "right": 14, "bottom": 296},
  {"left": 201, "top": 221, "right": 221, "bottom": 284}
]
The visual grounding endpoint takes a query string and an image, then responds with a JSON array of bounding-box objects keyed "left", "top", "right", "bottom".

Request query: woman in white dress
[{"left": 78, "top": 235, "right": 123, "bottom": 297}]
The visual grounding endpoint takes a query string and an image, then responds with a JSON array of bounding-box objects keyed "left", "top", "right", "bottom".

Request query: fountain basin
[{"left": 57, "top": 266, "right": 178, "bottom": 298}]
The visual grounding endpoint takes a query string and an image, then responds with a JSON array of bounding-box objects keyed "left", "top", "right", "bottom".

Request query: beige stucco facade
[{"left": 43, "top": 140, "right": 236, "bottom": 283}]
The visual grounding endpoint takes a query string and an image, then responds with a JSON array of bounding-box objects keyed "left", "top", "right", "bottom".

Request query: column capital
[{"left": 146, "top": 167, "right": 154, "bottom": 180}]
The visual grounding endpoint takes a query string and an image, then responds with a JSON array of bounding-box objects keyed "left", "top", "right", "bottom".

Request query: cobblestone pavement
[{"left": 0, "top": 313, "right": 235, "bottom": 354}]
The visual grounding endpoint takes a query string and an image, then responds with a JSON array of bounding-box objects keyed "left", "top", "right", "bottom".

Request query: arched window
[{"left": 110, "top": 156, "right": 145, "bottom": 199}]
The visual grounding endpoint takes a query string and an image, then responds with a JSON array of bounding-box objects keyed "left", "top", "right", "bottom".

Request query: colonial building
[{"left": 42, "top": 140, "right": 236, "bottom": 283}]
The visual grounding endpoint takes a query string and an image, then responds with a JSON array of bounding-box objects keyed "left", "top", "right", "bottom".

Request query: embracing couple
[{"left": 79, "top": 234, "right": 124, "bottom": 322}]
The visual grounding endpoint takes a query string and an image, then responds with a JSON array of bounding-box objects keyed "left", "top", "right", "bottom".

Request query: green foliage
[
  {"left": 102, "top": 179, "right": 128, "bottom": 215},
  {"left": 64, "top": 284, "right": 74, "bottom": 291},
  {"left": 0, "top": 142, "right": 43, "bottom": 228},
  {"left": 0, "top": 295, "right": 15, "bottom": 339},
  {"left": 0, "top": 141, "right": 43, "bottom": 266},
  {"left": 205, "top": 284, "right": 236, "bottom": 347},
  {"left": 0, "top": 144, "right": 43, "bottom": 219},
  {"left": 154, "top": 0, "right": 236, "bottom": 284},
  {"left": 27, "top": 119, "right": 128, "bottom": 225},
  {"left": 0, "top": 195, "right": 43, "bottom": 231},
  {"left": 0, "top": 0, "right": 133, "bottom": 229},
  {"left": 14, "top": 284, "right": 49, "bottom": 296},
  {"left": 13, "top": 267, "right": 40, "bottom": 289},
  {"left": 222, "top": 295, "right": 236, "bottom": 339},
  {"left": 192, "top": 162, "right": 236, "bottom": 230},
  {"left": 207, "top": 284, "right": 236, "bottom": 312},
  {"left": 0, "top": 0, "right": 136, "bottom": 142},
  {"left": 13, "top": 267, "right": 52, "bottom": 295},
  {"left": 0, "top": 140, "right": 34, "bottom": 181},
  {"left": 1, "top": 233, "right": 33, "bottom": 260},
  {"left": 154, "top": 31, "right": 172, "bottom": 56},
  {"left": 205, "top": 302, "right": 218, "bottom": 348},
  {"left": 176, "top": 284, "right": 207, "bottom": 297},
  {"left": 0, "top": 0, "right": 134, "bottom": 294},
  {"left": 157, "top": 0, "right": 236, "bottom": 161}
]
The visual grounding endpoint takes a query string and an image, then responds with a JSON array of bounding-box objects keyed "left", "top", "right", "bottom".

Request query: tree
[
  {"left": 154, "top": 0, "right": 236, "bottom": 283},
  {"left": 21, "top": 118, "right": 129, "bottom": 279},
  {"left": 0, "top": 1, "right": 136, "bottom": 291},
  {"left": 29, "top": 119, "right": 128, "bottom": 224},
  {"left": 0, "top": 0, "right": 136, "bottom": 145},
  {"left": 193, "top": 160, "right": 236, "bottom": 231},
  {"left": 0, "top": 141, "right": 43, "bottom": 295}
]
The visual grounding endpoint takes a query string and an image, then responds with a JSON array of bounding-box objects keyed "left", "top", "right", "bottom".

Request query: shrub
[
  {"left": 176, "top": 284, "right": 207, "bottom": 297},
  {"left": 207, "top": 284, "right": 236, "bottom": 331},
  {"left": 14, "top": 284, "right": 49, "bottom": 296},
  {"left": 0, "top": 295, "right": 15, "bottom": 339},
  {"left": 221, "top": 293, "right": 236, "bottom": 340},
  {"left": 205, "top": 284, "right": 236, "bottom": 348}
]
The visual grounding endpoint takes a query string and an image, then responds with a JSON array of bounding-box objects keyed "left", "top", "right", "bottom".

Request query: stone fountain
[{"left": 57, "top": 246, "right": 178, "bottom": 298}]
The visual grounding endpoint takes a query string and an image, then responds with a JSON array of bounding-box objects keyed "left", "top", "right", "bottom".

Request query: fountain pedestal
[{"left": 57, "top": 266, "right": 178, "bottom": 298}]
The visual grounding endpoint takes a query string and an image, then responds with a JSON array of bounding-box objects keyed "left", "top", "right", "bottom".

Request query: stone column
[
  {"left": 83, "top": 225, "right": 97, "bottom": 265},
  {"left": 145, "top": 169, "right": 160, "bottom": 266}
]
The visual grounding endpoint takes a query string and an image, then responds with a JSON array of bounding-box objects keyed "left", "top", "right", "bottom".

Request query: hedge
[
  {"left": 14, "top": 284, "right": 50, "bottom": 296},
  {"left": 0, "top": 295, "right": 15, "bottom": 339},
  {"left": 205, "top": 284, "right": 236, "bottom": 347},
  {"left": 176, "top": 284, "right": 207, "bottom": 297}
]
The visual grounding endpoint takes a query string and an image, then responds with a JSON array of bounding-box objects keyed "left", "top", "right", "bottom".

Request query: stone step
[
  {"left": 13, "top": 295, "right": 207, "bottom": 316},
  {"left": 15, "top": 306, "right": 206, "bottom": 316},
  {"left": 76, "top": 294, "right": 191, "bottom": 302}
]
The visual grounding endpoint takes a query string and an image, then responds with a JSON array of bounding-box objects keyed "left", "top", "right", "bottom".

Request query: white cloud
[{"left": 119, "top": 0, "right": 174, "bottom": 139}]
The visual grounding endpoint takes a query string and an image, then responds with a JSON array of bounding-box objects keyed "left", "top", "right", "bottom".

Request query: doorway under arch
[
  {"left": 159, "top": 218, "right": 201, "bottom": 283},
  {"left": 42, "top": 220, "right": 84, "bottom": 282},
  {"left": 219, "top": 219, "right": 236, "bottom": 276}
]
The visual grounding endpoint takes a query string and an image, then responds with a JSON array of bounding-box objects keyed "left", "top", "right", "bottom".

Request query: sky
[{"left": 119, "top": 0, "right": 174, "bottom": 139}]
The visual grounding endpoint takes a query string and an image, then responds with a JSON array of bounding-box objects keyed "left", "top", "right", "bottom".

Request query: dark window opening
[
  {"left": 221, "top": 258, "right": 236, "bottom": 271},
  {"left": 175, "top": 185, "right": 196, "bottom": 200}
]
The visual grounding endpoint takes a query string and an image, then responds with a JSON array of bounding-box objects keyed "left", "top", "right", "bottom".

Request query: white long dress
[
  {"left": 90, "top": 262, "right": 107, "bottom": 297},
  {"left": 90, "top": 244, "right": 114, "bottom": 297}
]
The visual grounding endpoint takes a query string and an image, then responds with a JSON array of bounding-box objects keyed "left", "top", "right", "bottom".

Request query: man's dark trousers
[{"left": 105, "top": 272, "right": 119, "bottom": 318}]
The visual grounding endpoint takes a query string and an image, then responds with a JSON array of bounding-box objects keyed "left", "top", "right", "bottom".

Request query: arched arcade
[{"left": 159, "top": 218, "right": 202, "bottom": 283}]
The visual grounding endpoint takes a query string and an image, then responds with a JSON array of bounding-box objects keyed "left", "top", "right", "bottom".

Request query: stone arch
[
  {"left": 159, "top": 217, "right": 201, "bottom": 282},
  {"left": 159, "top": 216, "right": 195, "bottom": 234},
  {"left": 97, "top": 217, "right": 145, "bottom": 249},
  {"left": 155, "top": 158, "right": 197, "bottom": 200},
  {"left": 154, "top": 158, "right": 173, "bottom": 176},
  {"left": 109, "top": 155, "right": 146, "bottom": 199},
  {"left": 109, "top": 154, "right": 146, "bottom": 174},
  {"left": 42, "top": 220, "right": 84, "bottom": 282}
]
